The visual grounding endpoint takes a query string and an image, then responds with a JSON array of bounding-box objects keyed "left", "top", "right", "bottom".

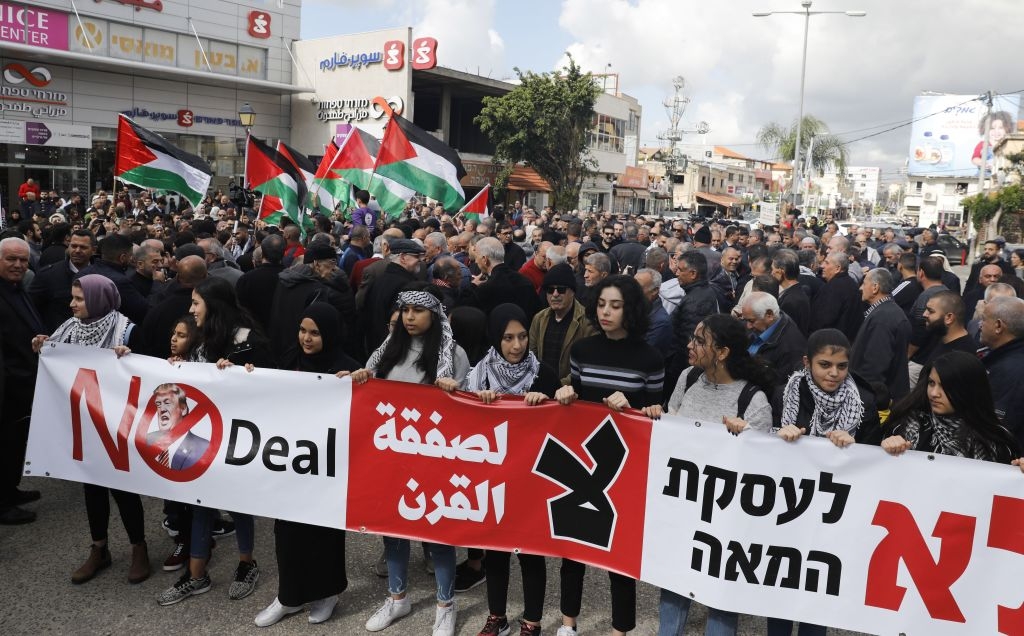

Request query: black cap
[
  {"left": 306, "top": 242, "right": 337, "bottom": 262},
  {"left": 390, "top": 238, "right": 425, "bottom": 255}
]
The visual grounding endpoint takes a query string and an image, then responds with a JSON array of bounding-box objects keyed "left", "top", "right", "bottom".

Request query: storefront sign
[
  {"left": 247, "top": 10, "right": 270, "bottom": 39},
  {"left": 314, "top": 95, "right": 404, "bottom": 122},
  {"left": 461, "top": 161, "right": 500, "bottom": 188},
  {"left": 0, "top": 2, "right": 69, "bottom": 50},
  {"left": 319, "top": 50, "right": 383, "bottom": 72},
  {"left": 383, "top": 40, "right": 404, "bottom": 70},
  {"left": 0, "top": 119, "right": 90, "bottom": 147},
  {"left": 0, "top": 62, "right": 69, "bottom": 118},
  {"left": 411, "top": 37, "right": 438, "bottom": 71},
  {"left": 617, "top": 166, "right": 648, "bottom": 188},
  {"left": 121, "top": 106, "right": 242, "bottom": 127},
  {"left": 94, "top": 0, "right": 164, "bottom": 12}
]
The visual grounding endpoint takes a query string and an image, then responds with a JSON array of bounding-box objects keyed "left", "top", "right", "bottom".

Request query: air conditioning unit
[{"left": 923, "top": 192, "right": 936, "bottom": 202}]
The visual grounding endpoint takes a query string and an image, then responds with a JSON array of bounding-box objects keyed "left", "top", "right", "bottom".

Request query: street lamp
[
  {"left": 238, "top": 102, "right": 256, "bottom": 134},
  {"left": 753, "top": 0, "right": 865, "bottom": 207}
]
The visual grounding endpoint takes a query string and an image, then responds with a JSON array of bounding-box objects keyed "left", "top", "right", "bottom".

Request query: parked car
[{"left": 936, "top": 233, "right": 967, "bottom": 265}]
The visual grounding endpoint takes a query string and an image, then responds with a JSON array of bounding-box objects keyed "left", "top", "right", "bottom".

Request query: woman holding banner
[
  {"left": 157, "top": 277, "right": 271, "bottom": 606},
  {"left": 253, "top": 303, "right": 358, "bottom": 627},
  {"left": 31, "top": 274, "right": 148, "bottom": 585},
  {"left": 882, "top": 351, "right": 1020, "bottom": 463},
  {"left": 553, "top": 275, "right": 664, "bottom": 636},
  {"left": 463, "top": 302, "right": 560, "bottom": 636},
  {"left": 344, "top": 282, "right": 470, "bottom": 636},
  {"left": 644, "top": 313, "right": 773, "bottom": 636}
]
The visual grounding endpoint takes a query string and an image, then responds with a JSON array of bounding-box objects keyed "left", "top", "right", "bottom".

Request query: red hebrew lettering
[
  {"left": 865, "top": 501, "right": 975, "bottom": 622},
  {"left": 70, "top": 368, "right": 141, "bottom": 471},
  {"left": 987, "top": 495, "right": 1024, "bottom": 635}
]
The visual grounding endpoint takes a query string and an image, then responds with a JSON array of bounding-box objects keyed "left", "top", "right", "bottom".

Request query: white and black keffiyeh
[
  {"left": 49, "top": 311, "right": 130, "bottom": 349},
  {"left": 465, "top": 347, "right": 541, "bottom": 395},
  {"left": 898, "top": 411, "right": 1004, "bottom": 462},
  {"left": 367, "top": 290, "right": 456, "bottom": 380},
  {"left": 781, "top": 368, "right": 864, "bottom": 437}
]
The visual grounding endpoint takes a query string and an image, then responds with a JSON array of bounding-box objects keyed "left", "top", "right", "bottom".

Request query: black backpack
[{"left": 684, "top": 367, "right": 761, "bottom": 419}]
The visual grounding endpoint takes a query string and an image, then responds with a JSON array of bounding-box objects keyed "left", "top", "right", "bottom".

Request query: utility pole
[{"left": 967, "top": 90, "right": 993, "bottom": 267}]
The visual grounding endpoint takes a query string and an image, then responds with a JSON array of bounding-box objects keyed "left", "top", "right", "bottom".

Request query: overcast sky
[{"left": 302, "top": 0, "right": 1024, "bottom": 183}]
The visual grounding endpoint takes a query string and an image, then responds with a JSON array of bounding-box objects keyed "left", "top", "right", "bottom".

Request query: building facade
[{"left": 1, "top": 0, "right": 304, "bottom": 209}]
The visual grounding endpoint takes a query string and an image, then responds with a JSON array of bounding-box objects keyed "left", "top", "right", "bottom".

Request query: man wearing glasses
[
  {"left": 497, "top": 221, "right": 526, "bottom": 271},
  {"left": 528, "top": 264, "right": 598, "bottom": 385}
]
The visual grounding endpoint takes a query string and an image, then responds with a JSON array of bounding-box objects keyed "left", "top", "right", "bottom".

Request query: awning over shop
[
  {"left": 507, "top": 166, "right": 551, "bottom": 192},
  {"left": 695, "top": 191, "right": 742, "bottom": 208},
  {"left": 614, "top": 187, "right": 649, "bottom": 198}
]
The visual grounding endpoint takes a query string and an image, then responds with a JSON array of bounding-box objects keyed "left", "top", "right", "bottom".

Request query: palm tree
[{"left": 756, "top": 115, "right": 849, "bottom": 178}]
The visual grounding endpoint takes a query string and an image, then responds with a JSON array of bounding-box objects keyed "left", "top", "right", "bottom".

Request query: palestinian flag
[
  {"left": 460, "top": 184, "right": 492, "bottom": 221},
  {"left": 276, "top": 141, "right": 316, "bottom": 213},
  {"left": 114, "top": 114, "right": 212, "bottom": 208},
  {"left": 332, "top": 128, "right": 415, "bottom": 220},
  {"left": 374, "top": 113, "right": 466, "bottom": 212},
  {"left": 245, "top": 135, "right": 305, "bottom": 233},
  {"left": 311, "top": 140, "right": 352, "bottom": 216}
]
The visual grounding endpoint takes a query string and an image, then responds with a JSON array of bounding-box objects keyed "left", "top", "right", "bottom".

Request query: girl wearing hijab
[
  {"left": 344, "top": 282, "right": 470, "bottom": 636},
  {"left": 464, "top": 303, "right": 559, "bottom": 636},
  {"left": 255, "top": 304, "right": 358, "bottom": 627},
  {"left": 157, "top": 277, "right": 270, "bottom": 607},
  {"left": 31, "top": 274, "right": 147, "bottom": 585}
]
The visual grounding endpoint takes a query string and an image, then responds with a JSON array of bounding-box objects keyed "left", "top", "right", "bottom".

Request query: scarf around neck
[
  {"left": 50, "top": 310, "right": 130, "bottom": 349},
  {"left": 781, "top": 368, "right": 864, "bottom": 437},
  {"left": 465, "top": 346, "right": 540, "bottom": 395}
]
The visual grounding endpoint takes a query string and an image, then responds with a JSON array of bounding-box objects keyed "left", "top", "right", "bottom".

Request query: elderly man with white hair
[
  {"left": 738, "top": 291, "right": 807, "bottom": 385},
  {"left": 0, "top": 237, "right": 45, "bottom": 524}
]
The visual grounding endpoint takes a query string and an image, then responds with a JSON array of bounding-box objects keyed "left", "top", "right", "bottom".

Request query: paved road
[{"left": 1, "top": 476, "right": 870, "bottom": 635}]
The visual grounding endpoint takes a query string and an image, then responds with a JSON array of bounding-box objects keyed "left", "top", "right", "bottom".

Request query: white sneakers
[
  {"left": 254, "top": 595, "right": 337, "bottom": 627},
  {"left": 556, "top": 625, "right": 578, "bottom": 636},
  {"left": 432, "top": 601, "right": 457, "bottom": 636},
  {"left": 309, "top": 595, "right": 338, "bottom": 624},
  {"left": 365, "top": 596, "right": 412, "bottom": 631},
  {"left": 254, "top": 597, "right": 302, "bottom": 627}
]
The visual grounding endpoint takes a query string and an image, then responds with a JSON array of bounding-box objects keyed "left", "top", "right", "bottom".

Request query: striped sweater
[{"left": 569, "top": 334, "right": 665, "bottom": 408}]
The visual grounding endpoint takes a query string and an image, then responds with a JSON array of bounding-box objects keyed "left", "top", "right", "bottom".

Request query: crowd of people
[{"left": 2, "top": 181, "right": 1024, "bottom": 636}]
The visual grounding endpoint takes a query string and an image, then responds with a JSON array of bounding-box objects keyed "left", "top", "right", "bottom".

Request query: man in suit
[
  {"left": 147, "top": 384, "right": 210, "bottom": 471},
  {"left": 0, "top": 238, "right": 45, "bottom": 524},
  {"left": 809, "top": 252, "right": 863, "bottom": 342},
  {"left": 470, "top": 237, "right": 539, "bottom": 319},
  {"left": 851, "top": 268, "right": 911, "bottom": 403}
]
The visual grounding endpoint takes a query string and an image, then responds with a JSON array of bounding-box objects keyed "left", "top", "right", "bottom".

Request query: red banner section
[{"left": 347, "top": 381, "right": 651, "bottom": 578}]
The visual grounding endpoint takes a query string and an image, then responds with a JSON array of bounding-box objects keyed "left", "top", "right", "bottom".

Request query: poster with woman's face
[{"left": 907, "top": 94, "right": 1020, "bottom": 178}]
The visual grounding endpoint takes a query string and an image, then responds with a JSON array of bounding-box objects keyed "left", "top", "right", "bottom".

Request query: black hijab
[{"left": 294, "top": 303, "right": 358, "bottom": 374}]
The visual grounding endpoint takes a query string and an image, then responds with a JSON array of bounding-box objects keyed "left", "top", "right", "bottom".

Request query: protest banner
[{"left": 26, "top": 343, "right": 1024, "bottom": 635}]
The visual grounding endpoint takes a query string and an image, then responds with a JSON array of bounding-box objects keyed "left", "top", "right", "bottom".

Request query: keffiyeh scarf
[
  {"left": 367, "top": 290, "right": 456, "bottom": 380},
  {"left": 49, "top": 310, "right": 130, "bottom": 349},
  {"left": 899, "top": 411, "right": 1003, "bottom": 462},
  {"left": 781, "top": 368, "right": 864, "bottom": 437},
  {"left": 465, "top": 347, "right": 541, "bottom": 395}
]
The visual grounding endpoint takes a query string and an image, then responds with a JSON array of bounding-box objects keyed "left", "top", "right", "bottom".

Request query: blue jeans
[
  {"left": 766, "top": 618, "right": 827, "bottom": 636},
  {"left": 384, "top": 537, "right": 455, "bottom": 602},
  {"left": 658, "top": 588, "right": 738, "bottom": 636},
  {"left": 190, "top": 508, "right": 254, "bottom": 559}
]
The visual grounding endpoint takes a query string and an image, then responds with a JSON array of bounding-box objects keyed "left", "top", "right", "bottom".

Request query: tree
[
  {"left": 756, "top": 115, "right": 849, "bottom": 178},
  {"left": 475, "top": 55, "right": 599, "bottom": 211},
  {"left": 962, "top": 150, "right": 1024, "bottom": 236}
]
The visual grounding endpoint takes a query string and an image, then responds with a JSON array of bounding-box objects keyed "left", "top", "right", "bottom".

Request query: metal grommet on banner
[
  {"left": 24, "top": 461, "right": 30, "bottom": 465},
  {"left": 45, "top": 472, "right": 50, "bottom": 476},
  {"left": 688, "top": 592, "right": 695, "bottom": 598},
  {"left": 927, "top": 455, "right": 935, "bottom": 461},
  {"left": 24, "top": 470, "right": 30, "bottom": 475},
  {"left": 359, "top": 526, "right": 367, "bottom": 533},
  {"left": 694, "top": 421, "right": 702, "bottom": 428},
  {"left": 512, "top": 548, "right": 520, "bottom": 554},
  {"left": 317, "top": 375, "right": 322, "bottom": 380},
  {"left": 196, "top": 499, "right": 202, "bottom": 504}
]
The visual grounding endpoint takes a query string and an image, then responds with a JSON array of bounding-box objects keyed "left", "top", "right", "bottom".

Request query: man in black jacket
[
  {"left": 470, "top": 237, "right": 538, "bottom": 319},
  {"left": 809, "top": 252, "right": 863, "bottom": 342},
  {"left": 269, "top": 242, "right": 357, "bottom": 362},
  {"left": 497, "top": 222, "right": 527, "bottom": 273},
  {"left": 740, "top": 292, "right": 807, "bottom": 386},
  {"left": 0, "top": 238, "right": 44, "bottom": 524},
  {"left": 358, "top": 239, "right": 422, "bottom": 354},
  {"left": 771, "top": 249, "right": 811, "bottom": 336},
  {"left": 668, "top": 251, "right": 720, "bottom": 390},
  {"left": 28, "top": 229, "right": 95, "bottom": 332},
  {"left": 851, "top": 268, "right": 911, "bottom": 403},
  {"left": 236, "top": 234, "right": 285, "bottom": 333},
  {"left": 76, "top": 233, "right": 148, "bottom": 324},
  {"left": 609, "top": 222, "right": 646, "bottom": 275},
  {"left": 140, "top": 256, "right": 207, "bottom": 358},
  {"left": 964, "top": 240, "right": 1016, "bottom": 296},
  {"left": 979, "top": 296, "right": 1024, "bottom": 447}
]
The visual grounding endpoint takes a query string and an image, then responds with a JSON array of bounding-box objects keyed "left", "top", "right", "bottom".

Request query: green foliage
[
  {"left": 963, "top": 184, "right": 1024, "bottom": 229},
  {"left": 756, "top": 115, "right": 849, "bottom": 177},
  {"left": 475, "top": 55, "right": 599, "bottom": 211}
]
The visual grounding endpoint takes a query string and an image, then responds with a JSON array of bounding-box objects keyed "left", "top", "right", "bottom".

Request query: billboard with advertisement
[{"left": 907, "top": 94, "right": 1022, "bottom": 178}]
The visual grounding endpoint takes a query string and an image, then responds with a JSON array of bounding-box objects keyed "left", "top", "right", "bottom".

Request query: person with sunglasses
[{"left": 527, "top": 264, "right": 598, "bottom": 386}]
